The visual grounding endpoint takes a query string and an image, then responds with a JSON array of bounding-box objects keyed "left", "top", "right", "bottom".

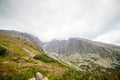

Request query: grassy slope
[
  {"left": 0, "top": 31, "right": 67, "bottom": 80},
  {"left": 0, "top": 31, "right": 120, "bottom": 80}
]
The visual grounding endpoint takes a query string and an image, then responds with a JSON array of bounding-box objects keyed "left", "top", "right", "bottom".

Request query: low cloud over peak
[{"left": 0, "top": 0, "right": 120, "bottom": 45}]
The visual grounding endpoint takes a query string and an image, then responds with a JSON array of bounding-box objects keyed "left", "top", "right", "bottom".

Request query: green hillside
[{"left": 0, "top": 31, "right": 67, "bottom": 80}]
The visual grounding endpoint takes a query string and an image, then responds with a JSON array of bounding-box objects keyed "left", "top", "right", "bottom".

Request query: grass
[
  {"left": 0, "top": 39, "right": 28, "bottom": 56},
  {"left": 57, "top": 68, "right": 120, "bottom": 80},
  {"left": 0, "top": 32, "right": 66, "bottom": 80},
  {"left": 33, "top": 53, "right": 67, "bottom": 68},
  {"left": 0, "top": 67, "right": 37, "bottom": 80},
  {"left": 70, "top": 61, "right": 79, "bottom": 66}
]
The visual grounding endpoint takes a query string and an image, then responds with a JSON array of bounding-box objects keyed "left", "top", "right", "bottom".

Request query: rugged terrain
[
  {"left": 0, "top": 30, "right": 120, "bottom": 80},
  {"left": 43, "top": 38, "right": 120, "bottom": 70},
  {"left": 43, "top": 38, "right": 120, "bottom": 55}
]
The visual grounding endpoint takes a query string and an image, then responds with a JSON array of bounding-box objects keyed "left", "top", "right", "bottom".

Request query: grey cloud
[{"left": 0, "top": 0, "right": 120, "bottom": 44}]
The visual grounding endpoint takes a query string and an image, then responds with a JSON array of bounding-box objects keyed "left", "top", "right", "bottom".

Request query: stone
[
  {"left": 36, "top": 72, "right": 43, "bottom": 80},
  {"left": 29, "top": 77, "right": 36, "bottom": 80},
  {"left": 2, "top": 61, "right": 9, "bottom": 64},
  {"left": 42, "top": 77, "right": 48, "bottom": 80}
]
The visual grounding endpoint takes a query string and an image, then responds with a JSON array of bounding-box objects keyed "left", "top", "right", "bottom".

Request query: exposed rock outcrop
[
  {"left": 29, "top": 72, "right": 48, "bottom": 80},
  {"left": 29, "top": 77, "right": 36, "bottom": 80},
  {"left": 43, "top": 38, "right": 120, "bottom": 55},
  {"left": 42, "top": 77, "right": 48, "bottom": 80},
  {"left": 36, "top": 72, "right": 43, "bottom": 80}
]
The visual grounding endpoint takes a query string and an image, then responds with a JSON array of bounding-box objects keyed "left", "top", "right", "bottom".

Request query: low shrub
[
  {"left": 33, "top": 54, "right": 56, "bottom": 63},
  {"left": 0, "top": 46, "right": 7, "bottom": 56}
]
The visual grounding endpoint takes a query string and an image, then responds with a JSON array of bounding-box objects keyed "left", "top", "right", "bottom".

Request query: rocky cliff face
[
  {"left": 42, "top": 38, "right": 120, "bottom": 69},
  {"left": 43, "top": 38, "right": 120, "bottom": 55}
]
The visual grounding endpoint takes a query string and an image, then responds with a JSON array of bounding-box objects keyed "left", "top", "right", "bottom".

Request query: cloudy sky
[{"left": 0, "top": 0, "right": 120, "bottom": 44}]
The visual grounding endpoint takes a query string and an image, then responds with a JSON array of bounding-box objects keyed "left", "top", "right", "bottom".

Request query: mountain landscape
[
  {"left": 0, "top": 0, "right": 120, "bottom": 80},
  {"left": 0, "top": 30, "right": 120, "bottom": 80},
  {"left": 43, "top": 38, "right": 120, "bottom": 71}
]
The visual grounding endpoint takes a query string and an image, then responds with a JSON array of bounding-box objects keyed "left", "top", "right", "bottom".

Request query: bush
[
  {"left": 34, "top": 54, "right": 69, "bottom": 68},
  {"left": 33, "top": 54, "right": 56, "bottom": 63},
  {"left": 0, "top": 46, "right": 7, "bottom": 56}
]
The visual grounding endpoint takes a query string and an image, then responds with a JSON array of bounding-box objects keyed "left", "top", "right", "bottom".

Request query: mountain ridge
[
  {"left": 42, "top": 36, "right": 120, "bottom": 70},
  {"left": 0, "top": 29, "right": 120, "bottom": 80},
  {"left": 43, "top": 37, "right": 120, "bottom": 55}
]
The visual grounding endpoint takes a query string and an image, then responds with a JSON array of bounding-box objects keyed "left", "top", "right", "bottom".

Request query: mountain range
[
  {"left": 0, "top": 30, "right": 120, "bottom": 80},
  {"left": 42, "top": 36, "right": 120, "bottom": 70},
  {"left": 43, "top": 38, "right": 120, "bottom": 55}
]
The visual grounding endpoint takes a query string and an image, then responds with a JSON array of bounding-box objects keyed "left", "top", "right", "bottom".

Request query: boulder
[
  {"left": 36, "top": 72, "right": 43, "bottom": 80},
  {"left": 42, "top": 77, "right": 48, "bottom": 80},
  {"left": 29, "top": 77, "right": 36, "bottom": 80}
]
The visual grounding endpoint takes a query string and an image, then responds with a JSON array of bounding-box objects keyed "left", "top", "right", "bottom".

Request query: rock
[
  {"left": 42, "top": 77, "right": 48, "bottom": 80},
  {"left": 2, "top": 61, "right": 9, "bottom": 64},
  {"left": 36, "top": 72, "right": 43, "bottom": 80},
  {"left": 29, "top": 77, "right": 36, "bottom": 80},
  {"left": 23, "top": 48, "right": 35, "bottom": 57}
]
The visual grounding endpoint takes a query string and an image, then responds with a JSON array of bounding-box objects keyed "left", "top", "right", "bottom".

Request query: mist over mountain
[{"left": 0, "top": 0, "right": 120, "bottom": 44}]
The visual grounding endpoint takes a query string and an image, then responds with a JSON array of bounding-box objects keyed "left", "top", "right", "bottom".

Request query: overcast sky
[{"left": 0, "top": 0, "right": 120, "bottom": 44}]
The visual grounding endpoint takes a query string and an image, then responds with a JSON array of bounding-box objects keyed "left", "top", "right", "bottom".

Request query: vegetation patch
[
  {"left": 33, "top": 54, "right": 67, "bottom": 67},
  {"left": 91, "top": 57, "right": 99, "bottom": 61},
  {"left": 58, "top": 69, "right": 120, "bottom": 80},
  {"left": 0, "top": 45, "right": 7, "bottom": 56},
  {"left": 0, "top": 67, "right": 37, "bottom": 80},
  {"left": 33, "top": 54, "right": 56, "bottom": 63}
]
